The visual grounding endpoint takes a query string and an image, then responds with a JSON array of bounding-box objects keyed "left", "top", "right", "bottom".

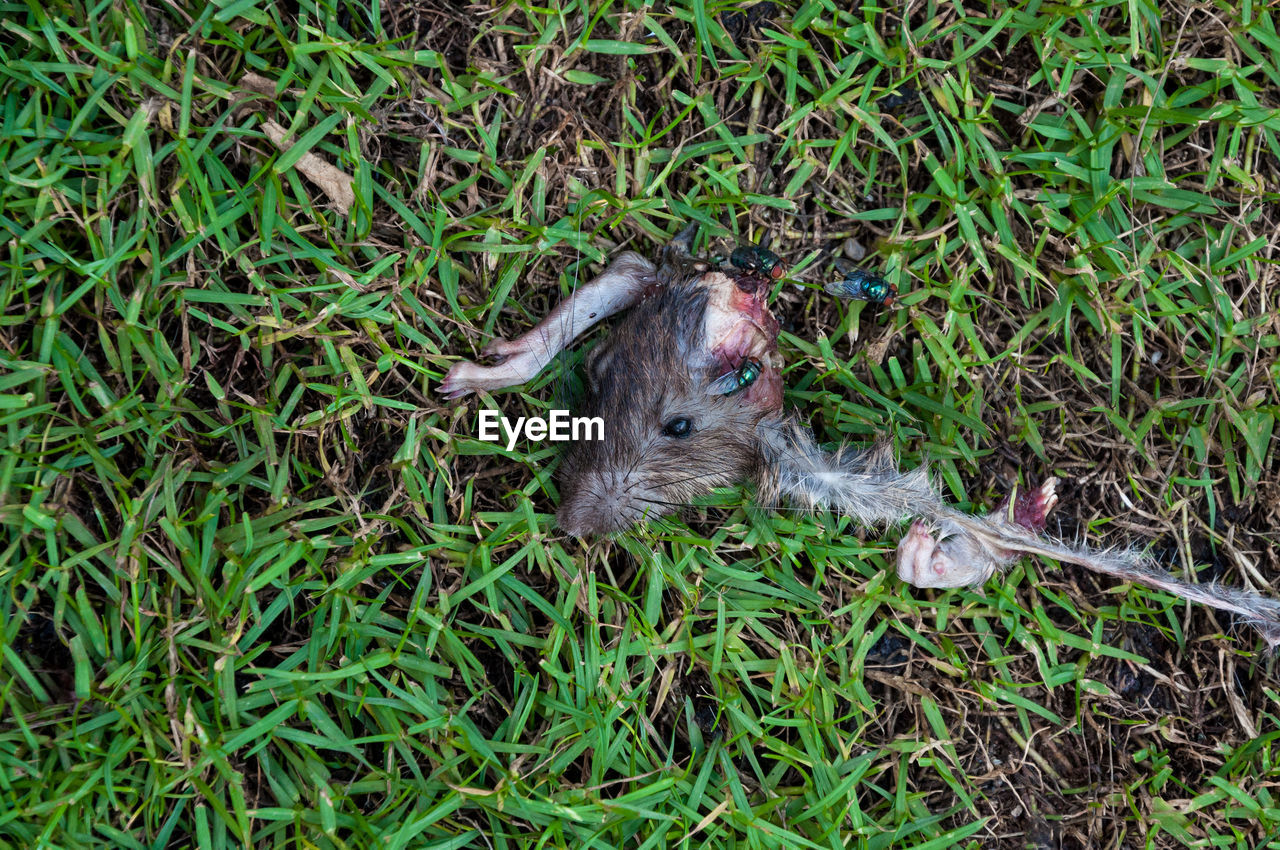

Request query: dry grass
[{"left": 1, "top": 0, "right": 1278, "bottom": 847}]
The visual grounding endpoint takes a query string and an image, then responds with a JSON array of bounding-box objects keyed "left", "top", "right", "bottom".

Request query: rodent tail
[
  {"left": 942, "top": 511, "right": 1280, "bottom": 648},
  {"left": 759, "top": 416, "right": 1280, "bottom": 648}
]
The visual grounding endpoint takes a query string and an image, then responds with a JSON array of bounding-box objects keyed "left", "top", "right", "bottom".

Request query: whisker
[
  {"left": 651, "top": 469, "right": 735, "bottom": 490},
  {"left": 634, "top": 496, "right": 699, "bottom": 510}
]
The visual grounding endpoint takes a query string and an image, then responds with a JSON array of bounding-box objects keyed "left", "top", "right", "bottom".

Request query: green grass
[{"left": 2, "top": 0, "right": 1279, "bottom": 847}]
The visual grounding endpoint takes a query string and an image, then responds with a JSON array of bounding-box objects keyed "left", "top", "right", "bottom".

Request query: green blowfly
[
  {"left": 825, "top": 268, "right": 898, "bottom": 306},
  {"left": 707, "top": 358, "right": 763, "bottom": 396}
]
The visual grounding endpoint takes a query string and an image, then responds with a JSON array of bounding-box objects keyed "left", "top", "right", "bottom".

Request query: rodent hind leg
[
  {"left": 438, "top": 252, "right": 657, "bottom": 398},
  {"left": 759, "top": 417, "right": 1061, "bottom": 581},
  {"left": 992, "top": 479, "right": 1059, "bottom": 532},
  {"left": 896, "top": 480, "right": 1060, "bottom": 588},
  {"left": 910, "top": 482, "right": 1280, "bottom": 646},
  {"left": 765, "top": 418, "right": 1280, "bottom": 645}
]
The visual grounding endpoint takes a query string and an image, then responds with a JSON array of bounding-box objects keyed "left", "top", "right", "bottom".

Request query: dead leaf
[{"left": 260, "top": 118, "right": 355, "bottom": 215}]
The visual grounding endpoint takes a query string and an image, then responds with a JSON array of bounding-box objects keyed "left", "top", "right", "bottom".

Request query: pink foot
[
  {"left": 895, "top": 519, "right": 939, "bottom": 586},
  {"left": 895, "top": 519, "right": 994, "bottom": 588},
  {"left": 993, "top": 479, "right": 1059, "bottom": 531},
  {"left": 437, "top": 366, "right": 476, "bottom": 399}
]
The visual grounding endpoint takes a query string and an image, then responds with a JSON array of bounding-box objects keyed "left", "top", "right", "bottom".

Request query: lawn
[{"left": 2, "top": 0, "right": 1279, "bottom": 847}]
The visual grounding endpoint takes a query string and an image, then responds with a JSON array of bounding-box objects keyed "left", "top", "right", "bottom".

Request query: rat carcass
[{"left": 439, "top": 225, "right": 1280, "bottom": 646}]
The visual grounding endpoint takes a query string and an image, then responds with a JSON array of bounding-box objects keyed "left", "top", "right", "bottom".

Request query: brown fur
[{"left": 557, "top": 267, "right": 774, "bottom": 535}]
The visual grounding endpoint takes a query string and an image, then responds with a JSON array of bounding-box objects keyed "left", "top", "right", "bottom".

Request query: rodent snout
[{"left": 556, "top": 469, "right": 665, "bottom": 537}]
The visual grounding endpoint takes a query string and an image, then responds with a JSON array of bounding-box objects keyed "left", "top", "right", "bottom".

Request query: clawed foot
[
  {"left": 437, "top": 364, "right": 479, "bottom": 399},
  {"left": 437, "top": 333, "right": 550, "bottom": 398},
  {"left": 437, "top": 350, "right": 539, "bottom": 399},
  {"left": 895, "top": 519, "right": 994, "bottom": 588},
  {"left": 995, "top": 479, "right": 1059, "bottom": 532},
  {"left": 437, "top": 341, "right": 518, "bottom": 398},
  {"left": 895, "top": 480, "right": 1060, "bottom": 590}
]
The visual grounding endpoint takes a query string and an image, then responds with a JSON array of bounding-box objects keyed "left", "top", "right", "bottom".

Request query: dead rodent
[
  {"left": 556, "top": 238, "right": 785, "bottom": 535},
  {"left": 439, "top": 226, "right": 1280, "bottom": 646},
  {"left": 440, "top": 225, "right": 786, "bottom": 535}
]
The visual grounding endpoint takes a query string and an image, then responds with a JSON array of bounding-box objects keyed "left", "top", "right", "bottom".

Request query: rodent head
[{"left": 556, "top": 265, "right": 784, "bottom": 536}]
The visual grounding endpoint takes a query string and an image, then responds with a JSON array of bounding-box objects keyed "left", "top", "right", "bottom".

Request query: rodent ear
[{"left": 585, "top": 338, "right": 617, "bottom": 394}]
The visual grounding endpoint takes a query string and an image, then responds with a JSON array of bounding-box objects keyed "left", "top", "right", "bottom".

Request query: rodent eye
[{"left": 662, "top": 417, "right": 693, "bottom": 438}]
